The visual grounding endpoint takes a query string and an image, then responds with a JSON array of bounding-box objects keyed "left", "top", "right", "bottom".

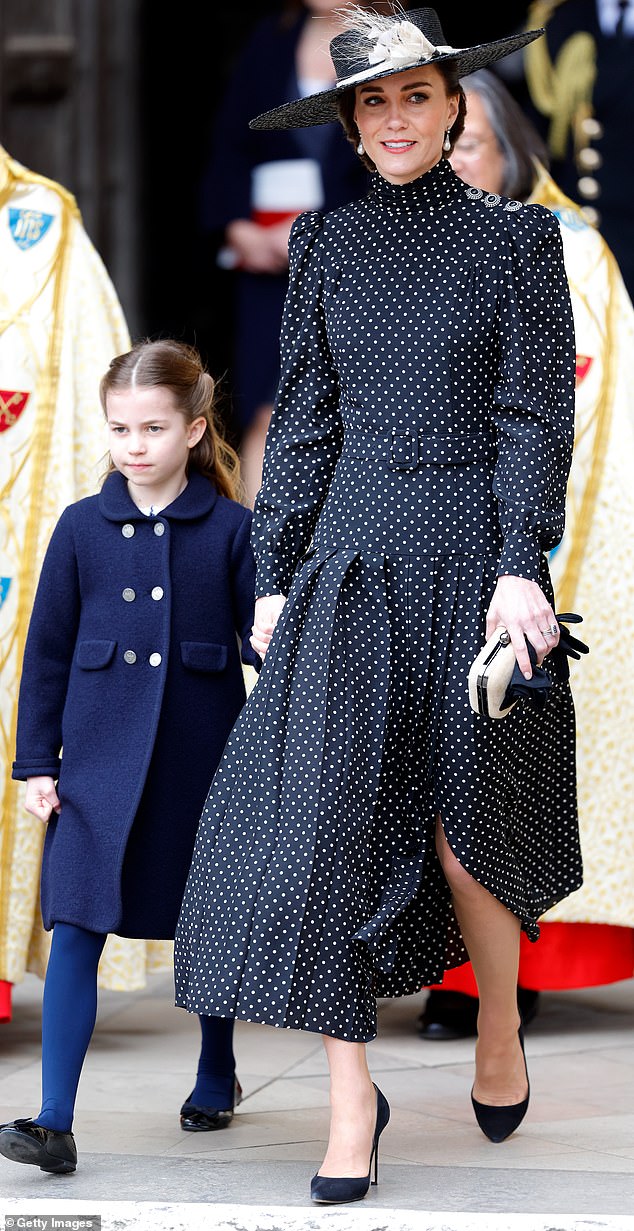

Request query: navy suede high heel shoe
[
  {"left": 471, "top": 1025, "right": 530, "bottom": 1142},
  {"left": 310, "top": 1083, "right": 390, "bottom": 1205}
]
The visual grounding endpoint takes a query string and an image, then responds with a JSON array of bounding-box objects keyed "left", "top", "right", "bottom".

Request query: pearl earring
[
  {"left": 443, "top": 128, "right": 452, "bottom": 152},
  {"left": 357, "top": 138, "right": 364, "bottom": 156}
]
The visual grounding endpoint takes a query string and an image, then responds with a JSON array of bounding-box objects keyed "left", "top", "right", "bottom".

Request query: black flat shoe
[
  {"left": 517, "top": 987, "right": 540, "bottom": 1027},
  {"left": 471, "top": 1026, "right": 530, "bottom": 1142},
  {"left": 418, "top": 988, "right": 541, "bottom": 1041},
  {"left": 0, "top": 1118, "right": 77, "bottom": 1173},
  {"left": 310, "top": 1083, "right": 390, "bottom": 1205},
  {"left": 417, "top": 990, "right": 479, "bottom": 1039},
  {"left": 180, "top": 1077, "right": 243, "bottom": 1131}
]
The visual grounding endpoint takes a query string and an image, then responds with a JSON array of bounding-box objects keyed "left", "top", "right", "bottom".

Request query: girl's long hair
[{"left": 99, "top": 339, "right": 244, "bottom": 503}]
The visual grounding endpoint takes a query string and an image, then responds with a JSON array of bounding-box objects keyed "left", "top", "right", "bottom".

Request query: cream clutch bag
[
  {"left": 468, "top": 614, "right": 589, "bottom": 720},
  {"left": 468, "top": 627, "right": 518, "bottom": 719}
]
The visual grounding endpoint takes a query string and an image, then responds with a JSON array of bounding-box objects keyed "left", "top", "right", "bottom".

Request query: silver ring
[{"left": 541, "top": 623, "right": 558, "bottom": 637}]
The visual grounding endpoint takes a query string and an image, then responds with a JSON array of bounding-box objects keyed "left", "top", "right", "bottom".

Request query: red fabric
[
  {"left": 251, "top": 209, "right": 300, "bottom": 227},
  {"left": 431, "top": 923, "right": 634, "bottom": 996},
  {"left": 0, "top": 980, "right": 12, "bottom": 1023}
]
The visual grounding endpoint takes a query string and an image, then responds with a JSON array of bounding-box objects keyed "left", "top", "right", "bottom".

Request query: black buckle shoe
[
  {"left": 179, "top": 1077, "right": 243, "bottom": 1132},
  {"left": 0, "top": 1118, "right": 77, "bottom": 1173}
]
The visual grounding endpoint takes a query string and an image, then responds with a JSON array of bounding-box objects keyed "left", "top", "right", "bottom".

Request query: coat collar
[{"left": 99, "top": 470, "right": 218, "bottom": 522}]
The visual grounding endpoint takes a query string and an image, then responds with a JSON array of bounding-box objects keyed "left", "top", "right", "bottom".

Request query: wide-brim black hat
[{"left": 249, "top": 6, "right": 543, "bottom": 130}]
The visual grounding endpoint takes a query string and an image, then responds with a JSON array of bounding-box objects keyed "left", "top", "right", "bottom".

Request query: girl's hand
[
  {"left": 250, "top": 594, "right": 287, "bottom": 659},
  {"left": 486, "top": 575, "right": 559, "bottom": 679},
  {"left": 25, "top": 776, "right": 61, "bottom": 824}
]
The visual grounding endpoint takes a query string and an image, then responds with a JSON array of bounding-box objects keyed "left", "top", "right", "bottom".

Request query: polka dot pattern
[{"left": 174, "top": 159, "right": 582, "bottom": 1042}]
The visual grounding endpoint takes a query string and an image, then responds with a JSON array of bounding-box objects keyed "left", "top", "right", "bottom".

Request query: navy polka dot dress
[{"left": 175, "top": 158, "right": 583, "bottom": 1042}]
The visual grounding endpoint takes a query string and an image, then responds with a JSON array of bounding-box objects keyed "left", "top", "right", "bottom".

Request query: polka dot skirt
[{"left": 174, "top": 159, "right": 583, "bottom": 1042}]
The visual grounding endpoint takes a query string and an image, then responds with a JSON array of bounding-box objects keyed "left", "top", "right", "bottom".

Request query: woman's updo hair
[
  {"left": 99, "top": 338, "right": 243, "bottom": 503},
  {"left": 336, "top": 61, "right": 467, "bottom": 173}
]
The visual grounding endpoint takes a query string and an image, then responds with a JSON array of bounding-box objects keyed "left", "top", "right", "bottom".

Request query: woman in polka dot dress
[{"left": 175, "top": 7, "right": 583, "bottom": 1202}]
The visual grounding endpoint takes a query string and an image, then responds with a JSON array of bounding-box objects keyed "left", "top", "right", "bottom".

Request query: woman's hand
[
  {"left": 250, "top": 594, "right": 287, "bottom": 659},
  {"left": 25, "top": 776, "right": 61, "bottom": 823},
  {"left": 486, "top": 575, "right": 559, "bottom": 679}
]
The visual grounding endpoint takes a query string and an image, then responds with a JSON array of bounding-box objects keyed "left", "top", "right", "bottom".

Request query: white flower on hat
[
  {"left": 333, "top": 8, "right": 459, "bottom": 90},
  {"left": 366, "top": 20, "right": 453, "bottom": 70}
]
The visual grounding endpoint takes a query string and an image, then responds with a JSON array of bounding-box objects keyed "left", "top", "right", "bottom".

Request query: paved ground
[{"left": 0, "top": 970, "right": 633, "bottom": 1230}]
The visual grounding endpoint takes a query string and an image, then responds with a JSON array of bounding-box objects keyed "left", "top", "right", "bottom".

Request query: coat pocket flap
[
  {"left": 180, "top": 641, "right": 228, "bottom": 673},
  {"left": 76, "top": 639, "right": 117, "bottom": 670}
]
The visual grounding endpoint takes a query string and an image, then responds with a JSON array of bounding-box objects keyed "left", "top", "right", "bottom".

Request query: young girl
[{"left": 0, "top": 339, "right": 257, "bottom": 1174}]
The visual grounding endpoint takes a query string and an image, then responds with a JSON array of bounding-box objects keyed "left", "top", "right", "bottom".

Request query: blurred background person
[
  {"left": 198, "top": 0, "right": 397, "bottom": 505},
  {"left": 418, "top": 68, "right": 634, "bottom": 1039},
  {"left": 522, "top": 0, "right": 634, "bottom": 300},
  {"left": 0, "top": 146, "right": 174, "bottom": 1025}
]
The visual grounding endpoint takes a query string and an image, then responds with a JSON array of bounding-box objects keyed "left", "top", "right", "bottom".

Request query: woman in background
[{"left": 200, "top": 1, "right": 396, "bottom": 504}]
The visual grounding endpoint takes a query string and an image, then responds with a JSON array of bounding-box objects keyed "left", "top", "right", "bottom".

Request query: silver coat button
[
  {"left": 123, "top": 650, "right": 137, "bottom": 664},
  {"left": 149, "top": 652, "right": 162, "bottom": 667},
  {"left": 122, "top": 587, "right": 136, "bottom": 602},
  {"left": 151, "top": 586, "right": 164, "bottom": 601},
  {"left": 122, "top": 523, "right": 135, "bottom": 538},
  {"left": 153, "top": 522, "right": 165, "bottom": 536}
]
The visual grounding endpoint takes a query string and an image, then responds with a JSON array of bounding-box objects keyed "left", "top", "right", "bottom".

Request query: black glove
[
  {"left": 554, "top": 612, "right": 590, "bottom": 657},
  {"left": 503, "top": 612, "right": 589, "bottom": 708},
  {"left": 503, "top": 642, "right": 551, "bottom": 712}
]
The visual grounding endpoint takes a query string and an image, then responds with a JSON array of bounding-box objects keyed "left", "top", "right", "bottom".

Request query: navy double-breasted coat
[{"left": 12, "top": 469, "right": 257, "bottom": 937}]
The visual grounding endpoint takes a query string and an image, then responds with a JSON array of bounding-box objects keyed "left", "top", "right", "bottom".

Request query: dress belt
[{"left": 341, "top": 428, "right": 497, "bottom": 470}]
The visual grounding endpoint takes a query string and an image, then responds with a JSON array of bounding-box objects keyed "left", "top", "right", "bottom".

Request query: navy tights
[{"left": 34, "top": 922, "right": 235, "bottom": 1132}]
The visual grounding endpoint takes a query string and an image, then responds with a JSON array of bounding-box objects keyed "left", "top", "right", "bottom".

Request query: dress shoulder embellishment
[{"left": 464, "top": 186, "right": 522, "bottom": 211}]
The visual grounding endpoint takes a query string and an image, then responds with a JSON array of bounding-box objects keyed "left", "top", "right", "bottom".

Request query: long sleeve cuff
[
  {"left": 255, "top": 557, "right": 290, "bottom": 599},
  {"left": 497, "top": 531, "right": 542, "bottom": 582},
  {"left": 12, "top": 756, "right": 61, "bottom": 782}
]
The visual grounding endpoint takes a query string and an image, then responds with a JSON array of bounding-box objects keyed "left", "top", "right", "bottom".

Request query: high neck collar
[{"left": 369, "top": 157, "right": 463, "bottom": 215}]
